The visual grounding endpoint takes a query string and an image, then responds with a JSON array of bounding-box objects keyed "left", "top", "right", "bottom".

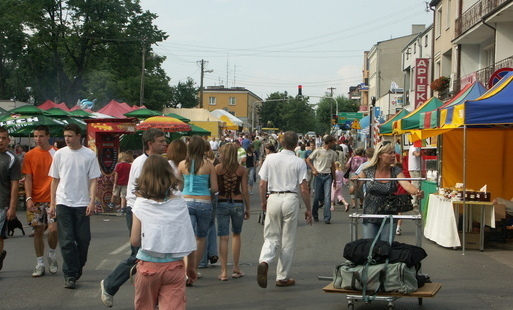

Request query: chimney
[{"left": 412, "top": 24, "right": 426, "bottom": 34}]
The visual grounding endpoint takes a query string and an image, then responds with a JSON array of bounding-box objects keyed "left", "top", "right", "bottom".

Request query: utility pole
[
  {"left": 139, "top": 39, "right": 147, "bottom": 107},
  {"left": 198, "top": 59, "right": 213, "bottom": 108},
  {"left": 327, "top": 87, "right": 337, "bottom": 121}
]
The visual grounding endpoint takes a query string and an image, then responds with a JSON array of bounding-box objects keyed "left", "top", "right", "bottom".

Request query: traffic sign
[{"left": 351, "top": 120, "right": 361, "bottom": 129}]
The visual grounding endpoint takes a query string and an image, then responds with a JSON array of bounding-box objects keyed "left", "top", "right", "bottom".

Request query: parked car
[{"left": 306, "top": 131, "right": 316, "bottom": 138}]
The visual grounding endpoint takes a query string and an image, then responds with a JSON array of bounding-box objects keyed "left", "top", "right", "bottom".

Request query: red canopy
[
  {"left": 55, "top": 102, "right": 71, "bottom": 111},
  {"left": 97, "top": 100, "right": 131, "bottom": 118},
  {"left": 37, "top": 100, "right": 58, "bottom": 110}
]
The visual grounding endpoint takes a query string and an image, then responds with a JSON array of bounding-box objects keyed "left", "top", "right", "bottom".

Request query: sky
[{"left": 139, "top": 0, "right": 433, "bottom": 104}]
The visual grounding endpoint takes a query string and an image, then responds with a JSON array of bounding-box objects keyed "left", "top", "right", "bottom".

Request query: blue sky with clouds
[{"left": 140, "top": 0, "right": 433, "bottom": 103}]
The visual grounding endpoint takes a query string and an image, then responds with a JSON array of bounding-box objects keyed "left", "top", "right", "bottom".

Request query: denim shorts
[
  {"left": 0, "top": 208, "right": 7, "bottom": 239},
  {"left": 185, "top": 199, "right": 213, "bottom": 238},
  {"left": 216, "top": 201, "right": 244, "bottom": 236}
]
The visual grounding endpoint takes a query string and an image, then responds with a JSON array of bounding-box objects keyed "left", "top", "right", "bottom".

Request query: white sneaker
[
  {"left": 32, "top": 265, "right": 45, "bottom": 277},
  {"left": 100, "top": 280, "right": 114, "bottom": 307},
  {"left": 396, "top": 227, "right": 402, "bottom": 235},
  {"left": 48, "top": 256, "right": 58, "bottom": 274}
]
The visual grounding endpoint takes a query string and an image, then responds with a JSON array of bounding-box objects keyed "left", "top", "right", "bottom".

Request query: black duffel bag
[
  {"left": 343, "top": 238, "right": 391, "bottom": 265},
  {"left": 343, "top": 239, "right": 427, "bottom": 267},
  {"left": 389, "top": 242, "right": 428, "bottom": 267}
]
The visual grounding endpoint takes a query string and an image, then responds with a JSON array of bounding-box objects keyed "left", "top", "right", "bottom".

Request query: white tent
[{"left": 211, "top": 109, "right": 244, "bottom": 127}]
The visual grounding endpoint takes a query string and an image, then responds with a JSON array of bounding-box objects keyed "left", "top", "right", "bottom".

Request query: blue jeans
[
  {"left": 362, "top": 222, "right": 397, "bottom": 242},
  {"left": 199, "top": 200, "right": 218, "bottom": 267},
  {"left": 103, "top": 206, "right": 139, "bottom": 295},
  {"left": 312, "top": 174, "right": 333, "bottom": 221},
  {"left": 217, "top": 201, "right": 244, "bottom": 236},
  {"left": 186, "top": 200, "right": 213, "bottom": 238},
  {"left": 57, "top": 205, "right": 90, "bottom": 279},
  {"left": 248, "top": 167, "right": 256, "bottom": 186}
]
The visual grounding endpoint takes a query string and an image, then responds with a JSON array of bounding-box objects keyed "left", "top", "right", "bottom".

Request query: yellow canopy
[{"left": 220, "top": 115, "right": 239, "bottom": 130}]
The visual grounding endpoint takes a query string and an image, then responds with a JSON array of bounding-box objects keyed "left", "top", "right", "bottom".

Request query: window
[
  {"left": 424, "top": 34, "right": 428, "bottom": 47},
  {"left": 414, "top": 43, "right": 417, "bottom": 54},
  {"left": 436, "top": 7, "right": 442, "bottom": 37},
  {"left": 209, "top": 97, "right": 216, "bottom": 105},
  {"left": 446, "top": 0, "right": 451, "bottom": 30},
  {"left": 229, "top": 97, "right": 236, "bottom": 105}
]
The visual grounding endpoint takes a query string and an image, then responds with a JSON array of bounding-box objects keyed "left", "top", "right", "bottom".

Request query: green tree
[
  {"left": 5, "top": 0, "right": 170, "bottom": 109},
  {"left": 169, "top": 78, "right": 198, "bottom": 108},
  {"left": 315, "top": 95, "right": 359, "bottom": 133},
  {"left": 258, "top": 92, "right": 315, "bottom": 133},
  {"left": 0, "top": 0, "right": 29, "bottom": 100}
]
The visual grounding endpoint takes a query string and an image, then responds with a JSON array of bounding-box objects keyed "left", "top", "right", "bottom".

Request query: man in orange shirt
[{"left": 22, "top": 125, "right": 58, "bottom": 277}]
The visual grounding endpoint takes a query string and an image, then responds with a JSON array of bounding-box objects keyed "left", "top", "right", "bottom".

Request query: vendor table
[{"left": 424, "top": 194, "right": 495, "bottom": 251}]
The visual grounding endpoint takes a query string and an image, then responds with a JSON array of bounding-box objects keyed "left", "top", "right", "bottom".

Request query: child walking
[
  {"left": 331, "top": 161, "right": 350, "bottom": 212},
  {"left": 131, "top": 155, "right": 197, "bottom": 310}
]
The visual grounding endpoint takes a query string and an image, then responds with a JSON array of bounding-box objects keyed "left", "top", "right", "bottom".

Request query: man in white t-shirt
[
  {"left": 408, "top": 144, "right": 422, "bottom": 207},
  {"left": 49, "top": 124, "right": 101, "bottom": 289}
]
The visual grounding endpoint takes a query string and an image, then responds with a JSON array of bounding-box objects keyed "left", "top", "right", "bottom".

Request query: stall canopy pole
[{"left": 462, "top": 125, "right": 467, "bottom": 255}]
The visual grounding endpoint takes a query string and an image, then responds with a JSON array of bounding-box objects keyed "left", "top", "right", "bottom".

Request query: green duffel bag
[{"left": 333, "top": 261, "right": 418, "bottom": 294}]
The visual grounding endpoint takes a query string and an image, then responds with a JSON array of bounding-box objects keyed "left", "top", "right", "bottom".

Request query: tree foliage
[
  {"left": 258, "top": 92, "right": 315, "bottom": 133},
  {"left": 169, "top": 78, "right": 199, "bottom": 108},
  {"left": 315, "top": 95, "right": 359, "bottom": 133},
  {"left": 1, "top": 0, "right": 173, "bottom": 110}
]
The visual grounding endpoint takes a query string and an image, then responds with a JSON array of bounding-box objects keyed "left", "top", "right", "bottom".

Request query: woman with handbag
[{"left": 356, "top": 141, "right": 423, "bottom": 242}]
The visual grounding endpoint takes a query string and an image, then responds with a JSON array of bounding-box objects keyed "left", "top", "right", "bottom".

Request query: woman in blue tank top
[{"left": 177, "top": 136, "right": 218, "bottom": 277}]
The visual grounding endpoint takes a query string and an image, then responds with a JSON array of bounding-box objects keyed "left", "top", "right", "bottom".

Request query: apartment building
[
  {"left": 200, "top": 86, "right": 263, "bottom": 130},
  {"left": 402, "top": 25, "right": 433, "bottom": 109},
  {"left": 367, "top": 25, "right": 425, "bottom": 118},
  {"left": 430, "top": 0, "right": 513, "bottom": 93}
]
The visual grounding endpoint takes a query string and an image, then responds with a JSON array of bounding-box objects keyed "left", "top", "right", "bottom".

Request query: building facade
[
  {"left": 366, "top": 25, "right": 425, "bottom": 119},
  {"left": 200, "top": 86, "right": 262, "bottom": 130},
  {"left": 402, "top": 25, "right": 433, "bottom": 110}
]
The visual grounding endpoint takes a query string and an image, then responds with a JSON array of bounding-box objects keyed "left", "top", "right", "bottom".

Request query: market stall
[{"left": 85, "top": 118, "right": 139, "bottom": 213}]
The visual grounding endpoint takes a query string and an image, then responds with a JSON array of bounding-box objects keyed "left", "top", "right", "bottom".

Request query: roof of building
[{"left": 162, "top": 108, "right": 222, "bottom": 122}]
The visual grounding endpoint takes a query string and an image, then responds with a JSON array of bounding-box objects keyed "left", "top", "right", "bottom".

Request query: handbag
[
  {"left": 378, "top": 184, "right": 414, "bottom": 214},
  {"left": 343, "top": 157, "right": 352, "bottom": 179}
]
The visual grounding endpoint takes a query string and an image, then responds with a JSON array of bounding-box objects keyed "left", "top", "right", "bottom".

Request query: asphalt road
[{"left": 2, "top": 185, "right": 513, "bottom": 310}]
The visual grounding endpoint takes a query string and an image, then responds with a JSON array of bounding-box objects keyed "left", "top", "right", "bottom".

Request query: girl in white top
[{"left": 131, "top": 155, "right": 197, "bottom": 310}]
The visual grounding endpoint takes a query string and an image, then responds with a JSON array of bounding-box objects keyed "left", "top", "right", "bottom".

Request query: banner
[{"left": 415, "top": 58, "right": 430, "bottom": 108}]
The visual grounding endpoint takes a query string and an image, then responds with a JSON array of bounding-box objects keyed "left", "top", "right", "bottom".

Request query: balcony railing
[
  {"left": 454, "top": 55, "right": 513, "bottom": 92},
  {"left": 455, "top": 0, "right": 510, "bottom": 37}
]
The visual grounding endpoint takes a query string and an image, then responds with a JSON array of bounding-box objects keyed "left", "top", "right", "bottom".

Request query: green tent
[
  {"left": 69, "top": 109, "right": 94, "bottom": 118},
  {"left": 124, "top": 108, "right": 162, "bottom": 119},
  {"left": 184, "top": 123, "right": 211, "bottom": 136},
  {"left": 44, "top": 108, "right": 86, "bottom": 132},
  {"left": 0, "top": 114, "right": 66, "bottom": 137},
  {"left": 165, "top": 113, "right": 191, "bottom": 123},
  {"left": 6, "top": 105, "right": 45, "bottom": 115},
  {"left": 379, "top": 109, "right": 409, "bottom": 135}
]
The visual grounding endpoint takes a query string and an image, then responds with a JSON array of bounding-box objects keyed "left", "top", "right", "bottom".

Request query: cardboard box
[
  {"left": 458, "top": 232, "right": 481, "bottom": 250},
  {"left": 494, "top": 204, "right": 506, "bottom": 221}
]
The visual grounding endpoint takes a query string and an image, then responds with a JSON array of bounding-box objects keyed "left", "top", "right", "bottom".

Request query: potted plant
[{"left": 430, "top": 76, "right": 450, "bottom": 92}]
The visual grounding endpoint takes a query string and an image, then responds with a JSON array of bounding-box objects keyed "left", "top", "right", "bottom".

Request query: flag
[
  {"left": 373, "top": 117, "right": 382, "bottom": 146},
  {"left": 390, "top": 81, "right": 400, "bottom": 92}
]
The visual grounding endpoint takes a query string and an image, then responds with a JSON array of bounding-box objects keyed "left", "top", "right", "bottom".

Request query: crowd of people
[{"left": 0, "top": 125, "right": 424, "bottom": 309}]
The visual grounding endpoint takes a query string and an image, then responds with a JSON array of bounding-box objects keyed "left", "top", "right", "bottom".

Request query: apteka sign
[{"left": 415, "top": 58, "right": 429, "bottom": 108}]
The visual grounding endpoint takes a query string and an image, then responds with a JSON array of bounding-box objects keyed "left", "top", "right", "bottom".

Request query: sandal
[
  {"left": 218, "top": 275, "right": 229, "bottom": 281},
  {"left": 232, "top": 271, "right": 245, "bottom": 278}
]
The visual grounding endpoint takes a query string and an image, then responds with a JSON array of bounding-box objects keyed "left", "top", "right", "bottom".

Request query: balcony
[
  {"left": 454, "top": 55, "right": 513, "bottom": 92},
  {"left": 455, "top": 0, "right": 510, "bottom": 37}
]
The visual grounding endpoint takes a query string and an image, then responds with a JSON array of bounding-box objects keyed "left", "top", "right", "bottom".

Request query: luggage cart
[{"left": 321, "top": 213, "right": 442, "bottom": 309}]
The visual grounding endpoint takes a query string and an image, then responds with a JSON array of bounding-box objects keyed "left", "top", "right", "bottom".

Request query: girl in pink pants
[{"left": 331, "top": 161, "right": 350, "bottom": 212}]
